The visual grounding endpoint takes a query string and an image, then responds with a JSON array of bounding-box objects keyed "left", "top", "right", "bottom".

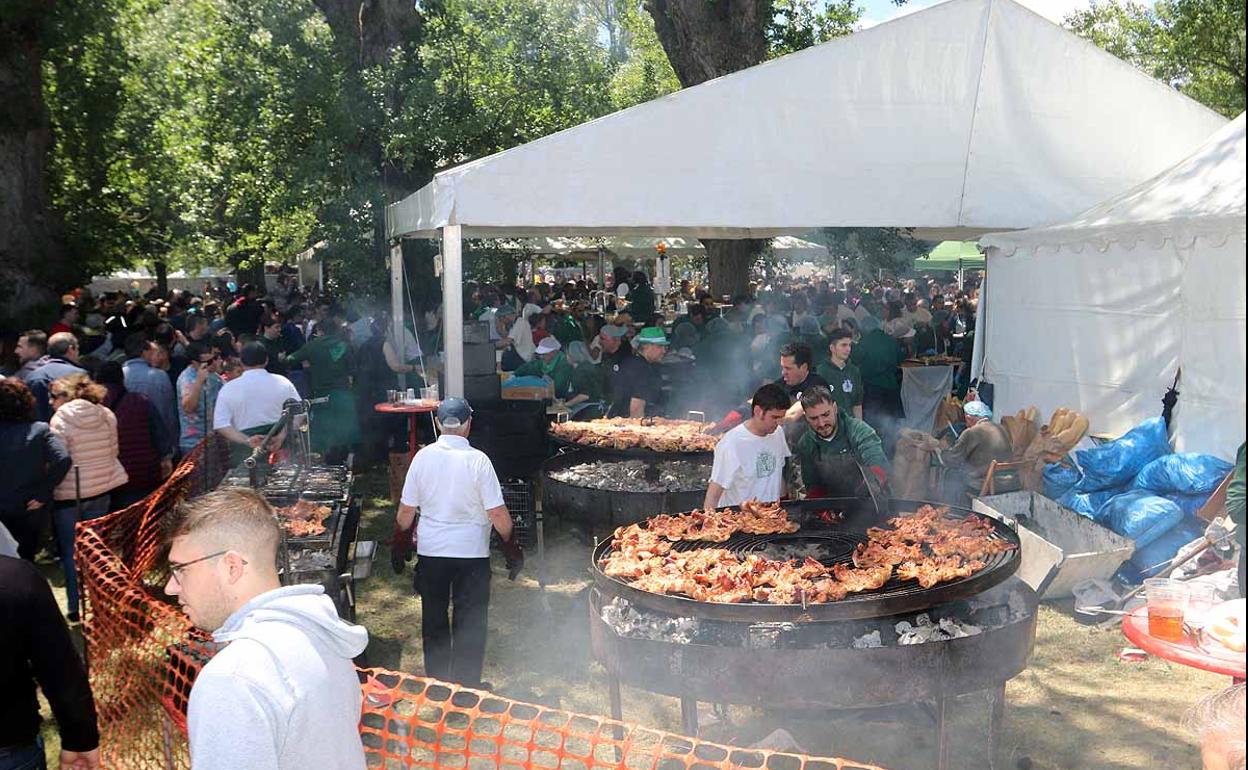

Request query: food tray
[{"left": 592, "top": 498, "right": 1021, "bottom": 622}]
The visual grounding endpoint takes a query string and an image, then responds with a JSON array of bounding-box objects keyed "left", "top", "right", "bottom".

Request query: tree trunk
[
  {"left": 0, "top": 11, "right": 67, "bottom": 327},
  {"left": 154, "top": 260, "right": 168, "bottom": 297},
  {"left": 312, "top": 0, "right": 426, "bottom": 259},
  {"left": 644, "top": 0, "right": 771, "bottom": 87},
  {"left": 704, "top": 239, "right": 758, "bottom": 299},
  {"left": 644, "top": 0, "right": 771, "bottom": 297}
]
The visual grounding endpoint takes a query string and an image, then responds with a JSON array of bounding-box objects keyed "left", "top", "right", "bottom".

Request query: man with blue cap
[
  {"left": 938, "top": 400, "right": 1014, "bottom": 501},
  {"left": 388, "top": 397, "right": 523, "bottom": 690}
]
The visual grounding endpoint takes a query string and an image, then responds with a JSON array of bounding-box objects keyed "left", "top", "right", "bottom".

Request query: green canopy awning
[{"left": 913, "top": 241, "right": 985, "bottom": 272}]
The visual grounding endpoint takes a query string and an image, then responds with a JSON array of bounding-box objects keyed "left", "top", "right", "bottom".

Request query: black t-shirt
[
  {"left": 610, "top": 354, "right": 661, "bottom": 417},
  {"left": 778, "top": 371, "right": 829, "bottom": 404}
]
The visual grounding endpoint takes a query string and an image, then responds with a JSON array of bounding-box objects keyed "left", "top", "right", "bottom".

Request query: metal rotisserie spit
[{"left": 588, "top": 497, "right": 1039, "bottom": 770}]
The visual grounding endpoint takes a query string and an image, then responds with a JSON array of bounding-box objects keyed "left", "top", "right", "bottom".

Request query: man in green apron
[{"left": 792, "top": 386, "right": 888, "bottom": 500}]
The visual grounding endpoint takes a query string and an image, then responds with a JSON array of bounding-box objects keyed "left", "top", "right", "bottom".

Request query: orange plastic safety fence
[
  {"left": 358, "top": 671, "right": 890, "bottom": 770},
  {"left": 76, "top": 435, "right": 890, "bottom": 770}
]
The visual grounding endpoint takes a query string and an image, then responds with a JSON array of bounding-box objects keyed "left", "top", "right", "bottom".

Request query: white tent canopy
[
  {"left": 388, "top": 0, "right": 1223, "bottom": 241},
  {"left": 385, "top": 0, "right": 1228, "bottom": 396},
  {"left": 979, "top": 114, "right": 1247, "bottom": 459}
]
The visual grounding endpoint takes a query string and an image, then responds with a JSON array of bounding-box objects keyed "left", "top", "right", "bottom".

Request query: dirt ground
[{"left": 35, "top": 470, "right": 1230, "bottom": 769}]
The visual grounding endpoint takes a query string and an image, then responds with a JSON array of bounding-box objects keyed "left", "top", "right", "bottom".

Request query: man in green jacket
[
  {"left": 513, "top": 337, "right": 574, "bottom": 399},
  {"left": 816, "top": 328, "right": 864, "bottom": 421},
  {"left": 792, "top": 386, "right": 888, "bottom": 499}
]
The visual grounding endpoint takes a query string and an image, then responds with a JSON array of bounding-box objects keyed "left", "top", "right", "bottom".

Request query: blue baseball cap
[{"left": 437, "top": 397, "right": 473, "bottom": 428}]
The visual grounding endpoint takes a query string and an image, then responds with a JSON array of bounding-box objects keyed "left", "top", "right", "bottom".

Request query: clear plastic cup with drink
[{"left": 1144, "top": 578, "right": 1190, "bottom": 642}]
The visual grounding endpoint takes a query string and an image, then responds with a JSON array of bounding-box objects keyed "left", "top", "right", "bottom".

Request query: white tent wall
[
  {"left": 981, "top": 236, "right": 1245, "bottom": 460},
  {"left": 981, "top": 116, "right": 1247, "bottom": 460},
  {"left": 980, "top": 243, "right": 1184, "bottom": 445},
  {"left": 1172, "top": 236, "right": 1247, "bottom": 458}
]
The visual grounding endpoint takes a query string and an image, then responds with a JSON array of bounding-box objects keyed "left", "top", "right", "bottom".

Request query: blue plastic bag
[
  {"left": 1094, "top": 491, "right": 1184, "bottom": 548},
  {"left": 1172, "top": 492, "right": 1213, "bottom": 518},
  {"left": 1043, "top": 462, "right": 1082, "bottom": 500},
  {"left": 1130, "top": 453, "right": 1234, "bottom": 496},
  {"left": 1074, "top": 418, "right": 1171, "bottom": 492},
  {"left": 1128, "top": 516, "right": 1207, "bottom": 578},
  {"left": 1057, "top": 486, "right": 1125, "bottom": 518}
]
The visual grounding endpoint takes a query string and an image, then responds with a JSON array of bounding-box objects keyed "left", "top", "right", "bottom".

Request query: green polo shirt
[
  {"left": 514, "top": 352, "right": 574, "bottom": 399},
  {"left": 815, "top": 359, "right": 864, "bottom": 416},
  {"left": 794, "top": 415, "right": 887, "bottom": 488}
]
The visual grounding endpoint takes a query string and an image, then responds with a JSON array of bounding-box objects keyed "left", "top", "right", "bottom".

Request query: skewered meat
[{"left": 551, "top": 418, "right": 718, "bottom": 453}]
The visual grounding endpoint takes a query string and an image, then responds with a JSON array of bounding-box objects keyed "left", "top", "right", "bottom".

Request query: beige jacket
[{"left": 50, "top": 399, "right": 129, "bottom": 501}]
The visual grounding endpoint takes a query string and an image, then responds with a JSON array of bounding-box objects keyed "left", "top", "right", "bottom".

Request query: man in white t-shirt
[
  {"left": 703, "top": 383, "right": 793, "bottom": 509},
  {"left": 390, "top": 398, "right": 522, "bottom": 689},
  {"left": 212, "top": 342, "right": 302, "bottom": 459}
]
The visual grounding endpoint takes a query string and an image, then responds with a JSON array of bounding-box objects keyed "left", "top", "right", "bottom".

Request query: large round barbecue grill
[
  {"left": 542, "top": 449, "right": 710, "bottom": 533},
  {"left": 592, "top": 499, "right": 1023, "bottom": 622},
  {"left": 588, "top": 495, "right": 1038, "bottom": 770}
]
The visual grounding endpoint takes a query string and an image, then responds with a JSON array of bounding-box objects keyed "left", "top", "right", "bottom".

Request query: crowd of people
[{"left": 0, "top": 268, "right": 982, "bottom": 617}]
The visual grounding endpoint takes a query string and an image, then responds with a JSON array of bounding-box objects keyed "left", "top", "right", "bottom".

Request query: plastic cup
[
  {"left": 421, "top": 385, "right": 439, "bottom": 402},
  {"left": 1184, "top": 583, "right": 1218, "bottom": 631},
  {"left": 1144, "top": 578, "right": 1190, "bottom": 642},
  {"left": 405, "top": 388, "right": 417, "bottom": 403}
]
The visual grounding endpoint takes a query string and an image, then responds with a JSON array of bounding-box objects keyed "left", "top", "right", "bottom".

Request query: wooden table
[
  {"left": 374, "top": 401, "right": 439, "bottom": 454},
  {"left": 1122, "top": 605, "right": 1245, "bottom": 682}
]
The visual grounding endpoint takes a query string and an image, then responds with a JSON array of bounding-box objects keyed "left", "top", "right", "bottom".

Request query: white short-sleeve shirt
[
  {"left": 709, "top": 422, "right": 791, "bottom": 507},
  {"left": 401, "top": 435, "right": 505, "bottom": 558},
  {"left": 212, "top": 369, "right": 302, "bottom": 432}
]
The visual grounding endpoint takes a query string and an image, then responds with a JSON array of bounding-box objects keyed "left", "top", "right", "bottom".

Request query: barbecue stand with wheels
[
  {"left": 588, "top": 497, "right": 1038, "bottom": 770},
  {"left": 218, "top": 398, "right": 367, "bottom": 621}
]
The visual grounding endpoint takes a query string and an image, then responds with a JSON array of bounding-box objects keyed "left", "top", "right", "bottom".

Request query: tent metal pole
[
  {"left": 970, "top": 271, "right": 987, "bottom": 385},
  {"left": 442, "top": 225, "right": 465, "bottom": 398},
  {"left": 390, "top": 241, "right": 406, "bottom": 392}
]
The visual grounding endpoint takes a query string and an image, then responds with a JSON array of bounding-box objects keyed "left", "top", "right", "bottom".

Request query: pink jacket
[{"left": 50, "top": 399, "right": 129, "bottom": 501}]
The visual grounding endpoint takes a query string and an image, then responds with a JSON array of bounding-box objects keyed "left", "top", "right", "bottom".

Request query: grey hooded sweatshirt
[{"left": 187, "top": 585, "right": 369, "bottom": 770}]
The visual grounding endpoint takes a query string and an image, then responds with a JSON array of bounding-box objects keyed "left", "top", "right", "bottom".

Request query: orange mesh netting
[
  {"left": 359, "top": 672, "right": 889, "bottom": 770},
  {"left": 75, "top": 434, "right": 889, "bottom": 770}
]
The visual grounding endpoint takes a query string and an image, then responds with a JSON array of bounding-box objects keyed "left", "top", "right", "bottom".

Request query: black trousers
[
  {"left": 0, "top": 509, "right": 48, "bottom": 561},
  {"left": 414, "top": 556, "right": 491, "bottom": 687}
]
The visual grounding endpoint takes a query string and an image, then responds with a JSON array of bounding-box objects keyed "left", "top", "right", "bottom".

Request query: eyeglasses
[
  {"left": 50, "top": 391, "right": 69, "bottom": 399},
  {"left": 167, "top": 550, "right": 245, "bottom": 585}
]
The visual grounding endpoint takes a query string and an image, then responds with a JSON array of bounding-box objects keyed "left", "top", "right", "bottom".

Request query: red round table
[
  {"left": 1122, "top": 605, "right": 1246, "bottom": 682},
  {"left": 374, "top": 401, "right": 439, "bottom": 455}
]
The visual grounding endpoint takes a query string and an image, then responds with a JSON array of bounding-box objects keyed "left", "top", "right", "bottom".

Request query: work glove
[
  {"left": 868, "top": 465, "right": 888, "bottom": 489},
  {"left": 501, "top": 536, "right": 524, "bottom": 581},
  {"left": 707, "top": 410, "right": 744, "bottom": 435},
  {"left": 389, "top": 522, "right": 415, "bottom": 575},
  {"left": 1205, "top": 517, "right": 1236, "bottom": 558}
]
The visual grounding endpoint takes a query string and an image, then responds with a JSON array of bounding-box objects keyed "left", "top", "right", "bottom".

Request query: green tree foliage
[
  {"left": 607, "top": 0, "right": 681, "bottom": 109},
  {"left": 768, "top": 0, "right": 862, "bottom": 58},
  {"left": 1066, "top": 0, "right": 1245, "bottom": 118}
]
